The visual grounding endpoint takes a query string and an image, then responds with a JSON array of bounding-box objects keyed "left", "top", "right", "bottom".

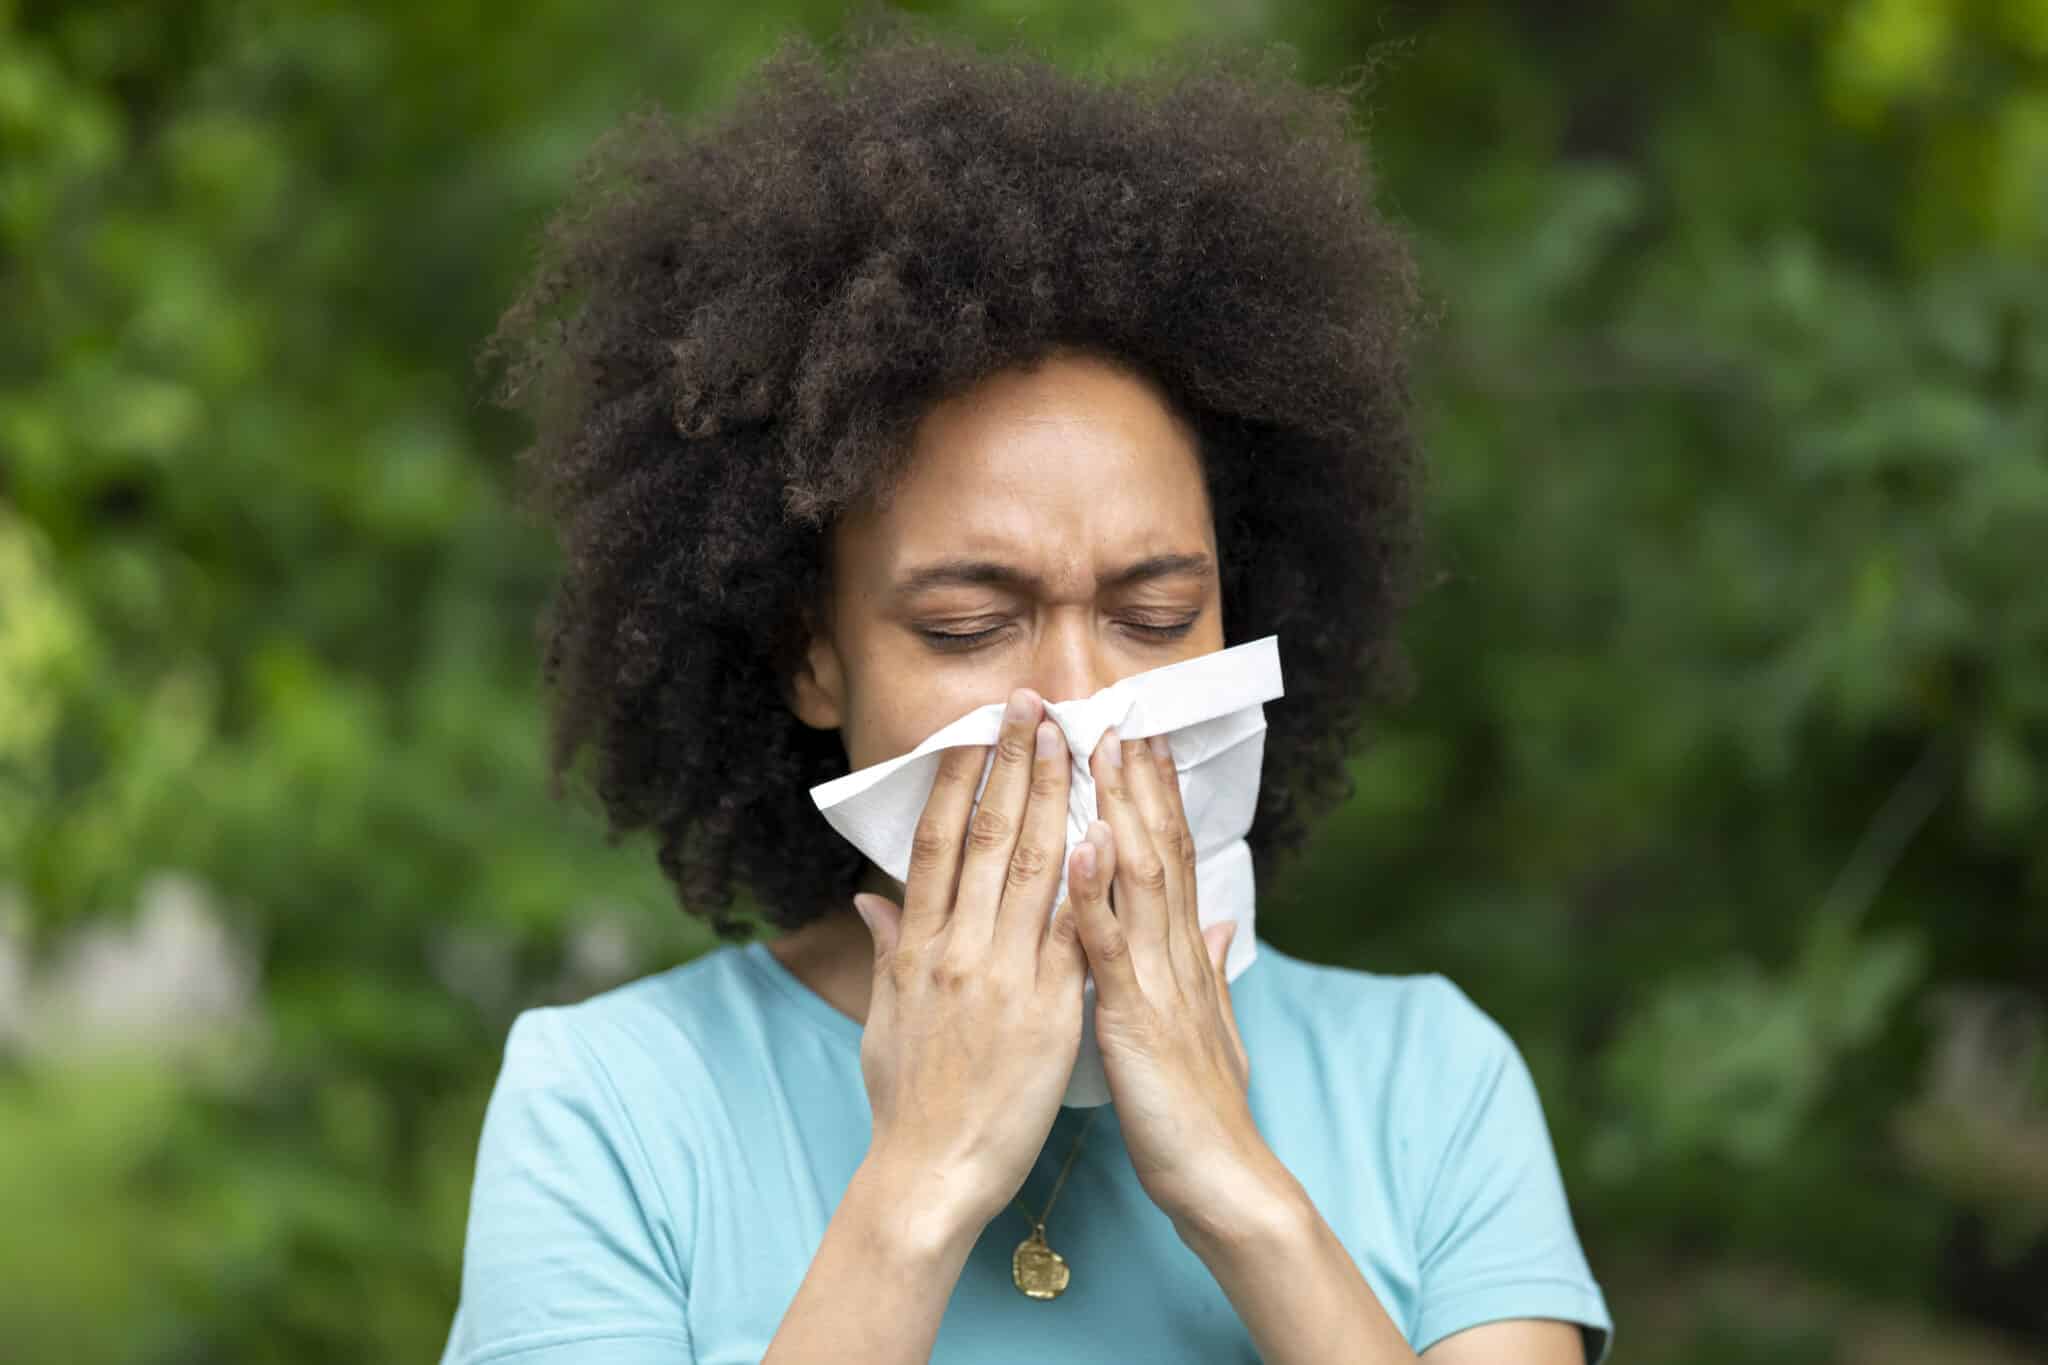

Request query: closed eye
[{"left": 917, "top": 619, "right": 1198, "bottom": 653}]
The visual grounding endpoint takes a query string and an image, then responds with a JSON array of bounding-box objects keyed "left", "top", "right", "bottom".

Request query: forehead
[{"left": 842, "top": 353, "right": 1214, "bottom": 584}]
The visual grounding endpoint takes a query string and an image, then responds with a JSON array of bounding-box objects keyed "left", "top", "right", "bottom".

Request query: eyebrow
[{"left": 892, "top": 552, "right": 1214, "bottom": 597}]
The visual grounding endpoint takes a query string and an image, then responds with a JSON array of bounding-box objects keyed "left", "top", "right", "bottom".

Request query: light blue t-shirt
[{"left": 440, "top": 936, "right": 1613, "bottom": 1364}]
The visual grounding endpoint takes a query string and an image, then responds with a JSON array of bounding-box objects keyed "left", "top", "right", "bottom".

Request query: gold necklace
[{"left": 1009, "top": 1108, "right": 1100, "bottom": 1300}]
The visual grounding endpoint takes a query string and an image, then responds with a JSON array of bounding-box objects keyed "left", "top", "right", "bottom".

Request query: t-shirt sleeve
[
  {"left": 439, "top": 1007, "right": 697, "bottom": 1365},
  {"left": 1407, "top": 975, "right": 1614, "bottom": 1365}
]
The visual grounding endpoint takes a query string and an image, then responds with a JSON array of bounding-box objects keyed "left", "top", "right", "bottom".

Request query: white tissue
[{"left": 809, "top": 635, "right": 1283, "bottom": 1106}]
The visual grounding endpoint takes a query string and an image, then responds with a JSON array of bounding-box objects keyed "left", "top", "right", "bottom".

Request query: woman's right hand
[{"left": 848, "top": 687, "right": 1097, "bottom": 1237}]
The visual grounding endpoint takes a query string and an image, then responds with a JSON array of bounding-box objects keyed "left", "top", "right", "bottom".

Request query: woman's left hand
[{"left": 1064, "top": 727, "right": 1268, "bottom": 1234}]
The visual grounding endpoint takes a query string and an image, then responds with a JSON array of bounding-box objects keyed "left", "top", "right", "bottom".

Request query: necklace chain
[{"left": 1011, "top": 1108, "right": 1100, "bottom": 1233}]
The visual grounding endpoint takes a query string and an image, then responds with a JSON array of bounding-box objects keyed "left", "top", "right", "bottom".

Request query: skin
[
  {"left": 777, "top": 346, "right": 1224, "bottom": 1014},
  {"left": 768, "top": 350, "right": 1586, "bottom": 1365}
]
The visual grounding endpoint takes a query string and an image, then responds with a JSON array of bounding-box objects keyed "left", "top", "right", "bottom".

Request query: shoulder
[
  {"left": 1240, "top": 938, "right": 1513, "bottom": 1069},
  {"left": 445, "top": 960, "right": 762, "bottom": 1361},
  {"left": 464, "top": 947, "right": 775, "bottom": 1253},
  {"left": 1237, "top": 941, "right": 1542, "bottom": 1190},
  {"left": 507, "top": 943, "right": 763, "bottom": 1070},
  {"left": 483, "top": 945, "right": 781, "bottom": 1168},
  {"left": 1242, "top": 946, "right": 1611, "bottom": 1361}
]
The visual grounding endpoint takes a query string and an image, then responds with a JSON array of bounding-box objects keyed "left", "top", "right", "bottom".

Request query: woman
[{"left": 443, "top": 17, "right": 1614, "bottom": 1365}]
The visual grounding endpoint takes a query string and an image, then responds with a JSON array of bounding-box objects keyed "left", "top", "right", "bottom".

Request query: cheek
[{"left": 840, "top": 668, "right": 1001, "bottom": 771}]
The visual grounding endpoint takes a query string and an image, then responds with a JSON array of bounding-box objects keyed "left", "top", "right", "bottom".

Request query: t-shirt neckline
[
  {"left": 740, "top": 934, "right": 1275, "bottom": 1053},
  {"left": 740, "top": 940, "right": 865, "bottom": 1049}
]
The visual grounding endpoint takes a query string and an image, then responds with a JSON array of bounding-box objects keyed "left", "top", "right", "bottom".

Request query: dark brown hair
[{"left": 485, "top": 16, "right": 1426, "bottom": 939}]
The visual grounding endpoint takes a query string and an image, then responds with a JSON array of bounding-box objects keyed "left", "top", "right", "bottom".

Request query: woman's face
[{"left": 790, "top": 350, "right": 1226, "bottom": 774}]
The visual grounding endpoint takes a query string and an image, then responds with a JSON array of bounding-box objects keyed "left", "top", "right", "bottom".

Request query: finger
[
  {"left": 1124, "top": 731, "right": 1202, "bottom": 983},
  {"left": 951, "top": 688, "right": 1045, "bottom": 948},
  {"left": 853, "top": 892, "right": 904, "bottom": 974},
  {"left": 900, "top": 742, "right": 990, "bottom": 945},
  {"left": 1039, "top": 890, "right": 1087, "bottom": 991},
  {"left": 855, "top": 892, "right": 904, "bottom": 961},
  {"left": 1144, "top": 732, "right": 1199, "bottom": 920},
  {"left": 1204, "top": 920, "right": 1250, "bottom": 1080},
  {"left": 996, "top": 718, "right": 1071, "bottom": 958},
  {"left": 1067, "top": 822, "right": 1140, "bottom": 1002},
  {"left": 1202, "top": 918, "right": 1232, "bottom": 974},
  {"left": 1090, "top": 726, "right": 1171, "bottom": 963}
]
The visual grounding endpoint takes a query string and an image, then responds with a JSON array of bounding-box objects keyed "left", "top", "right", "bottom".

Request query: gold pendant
[{"left": 1011, "top": 1227, "right": 1071, "bottom": 1299}]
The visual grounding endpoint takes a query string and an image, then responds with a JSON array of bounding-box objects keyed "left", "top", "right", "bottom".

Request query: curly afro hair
[{"left": 484, "top": 16, "right": 1427, "bottom": 942}]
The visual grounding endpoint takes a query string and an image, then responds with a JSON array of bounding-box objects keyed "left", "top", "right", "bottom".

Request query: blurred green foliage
[{"left": 3, "top": 1, "right": 2045, "bottom": 1361}]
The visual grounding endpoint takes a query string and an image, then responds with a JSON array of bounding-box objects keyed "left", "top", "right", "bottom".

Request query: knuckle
[
  {"left": 1006, "top": 840, "right": 1049, "bottom": 886},
  {"left": 966, "top": 804, "right": 1011, "bottom": 851},
  {"left": 995, "top": 731, "right": 1034, "bottom": 766},
  {"left": 932, "top": 748, "right": 981, "bottom": 788},
  {"left": 908, "top": 825, "right": 951, "bottom": 873},
  {"left": 1132, "top": 856, "right": 1169, "bottom": 893},
  {"left": 930, "top": 955, "right": 970, "bottom": 992},
  {"left": 1092, "top": 925, "right": 1131, "bottom": 963},
  {"left": 1029, "top": 767, "right": 1066, "bottom": 801}
]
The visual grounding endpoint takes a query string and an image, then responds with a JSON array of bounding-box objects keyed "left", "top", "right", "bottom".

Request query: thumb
[
  {"left": 851, "top": 893, "right": 902, "bottom": 966},
  {"left": 1203, "top": 919, "right": 1238, "bottom": 974}
]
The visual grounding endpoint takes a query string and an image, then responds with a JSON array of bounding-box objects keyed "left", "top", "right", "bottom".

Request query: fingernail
[
  {"left": 1004, "top": 689, "right": 1037, "bottom": 727},
  {"left": 1099, "top": 726, "right": 1122, "bottom": 768},
  {"left": 1074, "top": 841, "right": 1097, "bottom": 882},
  {"left": 1035, "top": 719, "right": 1060, "bottom": 758},
  {"left": 1148, "top": 733, "right": 1171, "bottom": 760},
  {"left": 850, "top": 894, "right": 877, "bottom": 929}
]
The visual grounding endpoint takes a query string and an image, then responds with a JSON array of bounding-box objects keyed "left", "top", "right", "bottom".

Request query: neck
[{"left": 765, "top": 867, "right": 900, "bottom": 1027}]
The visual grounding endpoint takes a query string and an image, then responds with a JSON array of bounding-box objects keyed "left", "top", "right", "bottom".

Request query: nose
[{"left": 1026, "top": 623, "right": 1111, "bottom": 707}]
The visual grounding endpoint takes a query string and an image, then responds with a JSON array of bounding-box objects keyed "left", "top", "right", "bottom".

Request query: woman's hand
[
  {"left": 1064, "top": 727, "right": 1265, "bottom": 1235},
  {"left": 848, "top": 689, "right": 1091, "bottom": 1238}
]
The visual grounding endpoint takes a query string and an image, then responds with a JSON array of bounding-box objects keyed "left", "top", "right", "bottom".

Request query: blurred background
[{"left": 4, "top": 1, "right": 2045, "bottom": 1361}]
